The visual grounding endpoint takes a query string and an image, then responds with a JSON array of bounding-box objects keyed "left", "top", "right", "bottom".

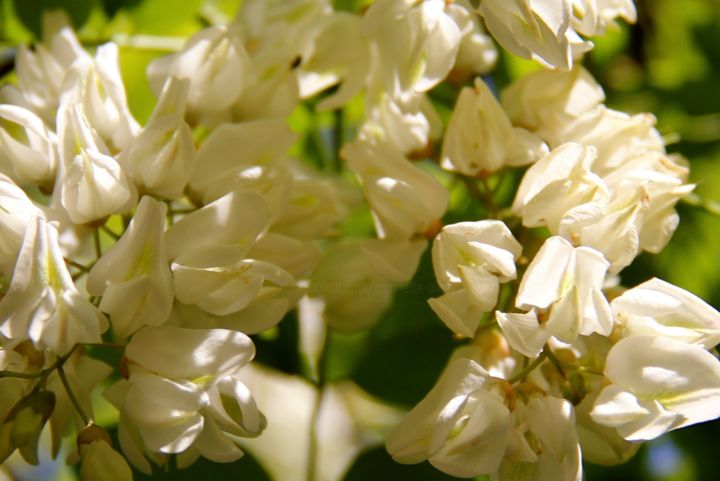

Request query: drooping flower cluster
[{"left": 0, "top": 1, "right": 717, "bottom": 481}]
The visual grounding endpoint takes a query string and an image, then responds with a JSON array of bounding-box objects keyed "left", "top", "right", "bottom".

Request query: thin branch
[
  {"left": 509, "top": 352, "right": 547, "bottom": 385},
  {"left": 93, "top": 229, "right": 102, "bottom": 259},
  {"left": 57, "top": 363, "right": 91, "bottom": 426},
  {"left": 101, "top": 224, "right": 121, "bottom": 240}
]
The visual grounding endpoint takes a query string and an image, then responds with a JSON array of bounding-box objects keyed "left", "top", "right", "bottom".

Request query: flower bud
[
  {"left": 77, "top": 425, "right": 133, "bottom": 481},
  {"left": 147, "top": 25, "right": 249, "bottom": 116},
  {"left": 516, "top": 236, "right": 613, "bottom": 343},
  {"left": 87, "top": 196, "right": 174, "bottom": 338},
  {"left": 0, "top": 217, "right": 108, "bottom": 355},
  {"left": 0, "top": 105, "right": 58, "bottom": 188},
  {"left": 342, "top": 139, "right": 448, "bottom": 240},
  {"left": 0, "top": 174, "right": 44, "bottom": 275},
  {"left": 0, "top": 390, "right": 55, "bottom": 465},
  {"left": 122, "top": 77, "right": 195, "bottom": 200},
  {"left": 441, "top": 78, "right": 547, "bottom": 176},
  {"left": 57, "top": 105, "right": 136, "bottom": 225},
  {"left": 362, "top": 0, "right": 461, "bottom": 99},
  {"left": 478, "top": 0, "right": 592, "bottom": 71},
  {"left": 501, "top": 67, "right": 605, "bottom": 145}
]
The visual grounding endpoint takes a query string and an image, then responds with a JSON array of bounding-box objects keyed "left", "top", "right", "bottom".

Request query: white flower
[
  {"left": 441, "top": 78, "right": 547, "bottom": 176},
  {"left": 591, "top": 335, "right": 720, "bottom": 441},
  {"left": 172, "top": 253, "right": 294, "bottom": 317},
  {"left": 515, "top": 236, "right": 613, "bottom": 343},
  {"left": 114, "top": 326, "right": 263, "bottom": 459},
  {"left": 297, "top": 12, "right": 371, "bottom": 111},
  {"left": 386, "top": 356, "right": 512, "bottom": 478},
  {"left": 513, "top": 143, "right": 609, "bottom": 231},
  {"left": 342, "top": 139, "right": 448, "bottom": 239},
  {"left": 429, "top": 220, "right": 522, "bottom": 337},
  {"left": 611, "top": 278, "right": 720, "bottom": 349},
  {"left": 557, "top": 107, "right": 664, "bottom": 175},
  {"left": 362, "top": 0, "right": 461, "bottom": 100},
  {"left": 270, "top": 177, "right": 347, "bottom": 241},
  {"left": 309, "top": 239, "right": 426, "bottom": 331},
  {"left": 478, "top": 0, "right": 592, "bottom": 71},
  {"left": 558, "top": 186, "right": 647, "bottom": 273},
  {"left": 12, "top": 14, "right": 88, "bottom": 124},
  {"left": 446, "top": 1, "right": 498, "bottom": 77},
  {"left": 164, "top": 190, "right": 271, "bottom": 261},
  {"left": 497, "top": 396, "right": 583, "bottom": 481},
  {"left": 188, "top": 119, "right": 296, "bottom": 207},
  {"left": 122, "top": 77, "right": 195, "bottom": 199},
  {"left": 78, "top": 434, "right": 133, "bottom": 481},
  {"left": 60, "top": 42, "right": 140, "bottom": 152},
  {"left": 0, "top": 217, "right": 108, "bottom": 356},
  {"left": 501, "top": 66, "right": 605, "bottom": 145},
  {"left": 147, "top": 25, "right": 250, "bottom": 116},
  {"left": 86, "top": 196, "right": 174, "bottom": 338},
  {"left": 360, "top": 92, "right": 435, "bottom": 156},
  {"left": 229, "top": 51, "right": 300, "bottom": 122},
  {"left": 428, "top": 289, "right": 487, "bottom": 339},
  {"left": 57, "top": 105, "right": 136, "bottom": 225},
  {"left": 0, "top": 175, "right": 44, "bottom": 274},
  {"left": 0, "top": 105, "right": 57, "bottom": 187},
  {"left": 600, "top": 151, "right": 692, "bottom": 254},
  {"left": 571, "top": 0, "right": 637, "bottom": 37},
  {"left": 496, "top": 309, "right": 550, "bottom": 358},
  {"left": 574, "top": 389, "right": 641, "bottom": 466}
]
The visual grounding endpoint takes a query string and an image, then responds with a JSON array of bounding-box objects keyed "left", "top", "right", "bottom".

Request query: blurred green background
[{"left": 1, "top": 0, "right": 719, "bottom": 480}]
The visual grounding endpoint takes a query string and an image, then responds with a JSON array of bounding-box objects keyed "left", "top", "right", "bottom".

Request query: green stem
[
  {"left": 305, "top": 328, "right": 329, "bottom": 481},
  {"left": 509, "top": 352, "right": 547, "bottom": 385},
  {"left": 93, "top": 229, "right": 102, "bottom": 259},
  {"left": 101, "top": 224, "right": 121, "bottom": 240},
  {"left": 682, "top": 192, "right": 720, "bottom": 216},
  {"left": 543, "top": 345, "right": 568, "bottom": 380},
  {"left": 84, "top": 342, "right": 126, "bottom": 350},
  {"left": 65, "top": 258, "right": 92, "bottom": 272},
  {"left": 480, "top": 177, "right": 498, "bottom": 218},
  {"left": 57, "top": 362, "right": 91, "bottom": 426},
  {"left": 332, "top": 108, "right": 344, "bottom": 172}
]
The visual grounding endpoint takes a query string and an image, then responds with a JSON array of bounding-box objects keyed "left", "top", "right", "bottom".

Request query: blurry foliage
[{"left": 1, "top": 0, "right": 719, "bottom": 480}]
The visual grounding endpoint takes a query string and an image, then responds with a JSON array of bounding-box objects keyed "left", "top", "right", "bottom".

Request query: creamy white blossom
[
  {"left": 57, "top": 105, "right": 136, "bottom": 225},
  {"left": 501, "top": 66, "right": 605, "bottom": 145},
  {"left": 387, "top": 355, "right": 512, "bottom": 478},
  {"left": 611, "top": 278, "right": 720, "bottom": 349},
  {"left": 362, "top": 0, "right": 461, "bottom": 100},
  {"left": 0, "top": 217, "right": 108, "bottom": 355},
  {"left": 0, "top": 105, "right": 57, "bottom": 187},
  {"left": 441, "top": 78, "right": 547, "bottom": 176},
  {"left": 60, "top": 42, "right": 140, "bottom": 152},
  {"left": 478, "top": 0, "right": 592, "bottom": 71},
  {"left": 86, "top": 196, "right": 174, "bottom": 338},
  {"left": 122, "top": 77, "right": 195, "bottom": 199},
  {"left": 430, "top": 220, "right": 522, "bottom": 337},
  {"left": 342, "top": 139, "right": 448, "bottom": 239},
  {"left": 513, "top": 143, "right": 608, "bottom": 231},
  {"left": 110, "top": 326, "right": 264, "bottom": 461},
  {"left": 591, "top": 336, "right": 720, "bottom": 441},
  {"left": 147, "top": 25, "right": 250, "bottom": 118},
  {"left": 0, "top": 175, "right": 44, "bottom": 274},
  {"left": 515, "top": 236, "right": 613, "bottom": 343}
]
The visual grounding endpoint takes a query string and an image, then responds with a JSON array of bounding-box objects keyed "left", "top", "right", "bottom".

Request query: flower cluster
[{"left": 0, "top": 1, "right": 717, "bottom": 481}]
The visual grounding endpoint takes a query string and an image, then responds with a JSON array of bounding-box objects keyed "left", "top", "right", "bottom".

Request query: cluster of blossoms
[{"left": 0, "top": 1, "right": 718, "bottom": 481}]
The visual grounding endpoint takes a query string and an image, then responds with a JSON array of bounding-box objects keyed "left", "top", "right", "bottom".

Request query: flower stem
[
  {"left": 57, "top": 362, "right": 91, "bottom": 426},
  {"left": 543, "top": 345, "right": 568, "bottom": 380},
  {"left": 509, "top": 352, "right": 547, "bottom": 384}
]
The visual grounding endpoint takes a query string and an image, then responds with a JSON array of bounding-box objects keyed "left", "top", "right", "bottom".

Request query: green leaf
[{"left": 11, "top": 0, "right": 96, "bottom": 38}]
